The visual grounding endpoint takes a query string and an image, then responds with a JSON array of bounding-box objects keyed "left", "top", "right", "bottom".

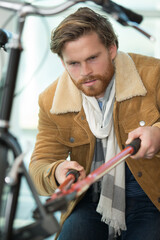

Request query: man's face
[{"left": 61, "top": 32, "right": 117, "bottom": 98}]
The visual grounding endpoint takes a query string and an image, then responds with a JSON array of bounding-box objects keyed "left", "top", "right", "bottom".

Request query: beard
[{"left": 71, "top": 66, "right": 115, "bottom": 97}]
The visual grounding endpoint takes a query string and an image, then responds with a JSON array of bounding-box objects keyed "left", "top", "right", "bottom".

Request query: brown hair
[{"left": 50, "top": 7, "right": 118, "bottom": 57}]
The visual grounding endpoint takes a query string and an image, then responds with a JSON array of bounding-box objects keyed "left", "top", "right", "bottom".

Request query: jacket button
[
  {"left": 81, "top": 116, "right": 84, "bottom": 120},
  {"left": 70, "top": 137, "right": 75, "bottom": 143},
  {"left": 158, "top": 197, "right": 160, "bottom": 203},
  {"left": 139, "top": 121, "right": 145, "bottom": 126},
  {"left": 137, "top": 171, "right": 142, "bottom": 177}
]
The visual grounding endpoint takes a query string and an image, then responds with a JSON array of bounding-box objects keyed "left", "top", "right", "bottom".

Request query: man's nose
[{"left": 80, "top": 63, "right": 92, "bottom": 76}]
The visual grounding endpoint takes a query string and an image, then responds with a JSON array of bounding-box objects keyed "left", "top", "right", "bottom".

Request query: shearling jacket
[{"left": 29, "top": 51, "right": 160, "bottom": 231}]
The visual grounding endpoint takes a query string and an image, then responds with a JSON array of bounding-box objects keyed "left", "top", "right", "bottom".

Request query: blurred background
[{"left": 0, "top": 0, "right": 160, "bottom": 239}]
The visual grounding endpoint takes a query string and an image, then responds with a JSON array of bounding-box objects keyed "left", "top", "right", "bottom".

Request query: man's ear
[{"left": 109, "top": 44, "right": 117, "bottom": 60}]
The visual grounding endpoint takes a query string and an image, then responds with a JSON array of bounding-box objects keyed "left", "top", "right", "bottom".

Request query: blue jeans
[
  {"left": 119, "top": 196, "right": 160, "bottom": 240},
  {"left": 58, "top": 189, "right": 160, "bottom": 240}
]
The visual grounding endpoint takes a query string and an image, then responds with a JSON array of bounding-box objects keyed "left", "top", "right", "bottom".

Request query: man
[{"left": 29, "top": 7, "right": 160, "bottom": 240}]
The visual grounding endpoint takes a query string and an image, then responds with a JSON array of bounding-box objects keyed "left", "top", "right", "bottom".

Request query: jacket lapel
[
  {"left": 50, "top": 71, "right": 82, "bottom": 114},
  {"left": 115, "top": 51, "right": 147, "bottom": 102}
]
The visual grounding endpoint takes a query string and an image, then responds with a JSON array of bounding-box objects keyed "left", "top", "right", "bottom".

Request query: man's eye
[
  {"left": 70, "top": 62, "right": 78, "bottom": 65},
  {"left": 89, "top": 56, "right": 97, "bottom": 61}
]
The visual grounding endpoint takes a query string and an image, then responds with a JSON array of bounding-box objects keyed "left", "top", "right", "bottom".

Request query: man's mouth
[{"left": 83, "top": 79, "right": 97, "bottom": 86}]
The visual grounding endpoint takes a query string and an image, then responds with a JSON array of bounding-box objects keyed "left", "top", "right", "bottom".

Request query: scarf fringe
[{"left": 97, "top": 206, "right": 127, "bottom": 236}]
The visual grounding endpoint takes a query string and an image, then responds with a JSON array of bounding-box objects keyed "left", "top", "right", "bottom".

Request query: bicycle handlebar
[
  {"left": 0, "top": 0, "right": 85, "bottom": 18},
  {"left": 0, "top": 0, "right": 154, "bottom": 41}
]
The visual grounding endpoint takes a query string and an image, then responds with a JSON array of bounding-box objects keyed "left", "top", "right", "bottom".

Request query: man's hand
[
  {"left": 126, "top": 126, "right": 160, "bottom": 159},
  {"left": 55, "top": 160, "right": 86, "bottom": 185}
]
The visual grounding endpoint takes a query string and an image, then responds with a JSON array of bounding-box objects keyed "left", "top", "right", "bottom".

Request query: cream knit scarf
[{"left": 82, "top": 79, "right": 126, "bottom": 238}]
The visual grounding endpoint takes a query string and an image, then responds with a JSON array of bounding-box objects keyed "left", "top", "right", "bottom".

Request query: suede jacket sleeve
[{"left": 29, "top": 85, "right": 70, "bottom": 195}]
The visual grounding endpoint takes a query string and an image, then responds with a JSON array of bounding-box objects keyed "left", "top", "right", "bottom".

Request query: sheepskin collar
[{"left": 50, "top": 51, "right": 147, "bottom": 114}]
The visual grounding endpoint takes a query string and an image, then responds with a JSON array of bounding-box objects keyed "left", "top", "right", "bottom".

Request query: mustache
[{"left": 78, "top": 74, "right": 103, "bottom": 84}]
